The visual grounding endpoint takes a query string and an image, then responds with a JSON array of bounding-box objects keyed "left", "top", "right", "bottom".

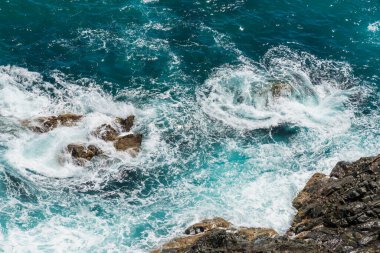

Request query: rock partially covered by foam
[
  {"left": 93, "top": 115, "right": 135, "bottom": 142},
  {"left": 271, "top": 82, "right": 293, "bottom": 98},
  {"left": 93, "top": 124, "right": 119, "bottom": 142},
  {"left": 22, "top": 113, "right": 82, "bottom": 133},
  {"left": 153, "top": 154, "right": 380, "bottom": 252},
  {"left": 92, "top": 115, "right": 142, "bottom": 155},
  {"left": 66, "top": 144, "right": 103, "bottom": 166},
  {"left": 116, "top": 115, "right": 135, "bottom": 132}
]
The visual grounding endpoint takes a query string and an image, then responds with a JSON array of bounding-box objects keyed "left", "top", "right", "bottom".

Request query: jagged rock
[
  {"left": 93, "top": 124, "right": 119, "bottom": 141},
  {"left": 185, "top": 218, "right": 232, "bottom": 235},
  {"left": 288, "top": 155, "right": 380, "bottom": 252},
  {"left": 22, "top": 113, "right": 82, "bottom": 133},
  {"left": 114, "top": 134, "right": 142, "bottom": 154},
  {"left": 153, "top": 154, "right": 380, "bottom": 253},
  {"left": 93, "top": 115, "right": 135, "bottom": 142},
  {"left": 67, "top": 144, "right": 103, "bottom": 165},
  {"left": 115, "top": 115, "right": 135, "bottom": 132}
]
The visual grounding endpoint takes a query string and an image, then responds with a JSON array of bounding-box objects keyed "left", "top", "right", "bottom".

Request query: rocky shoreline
[{"left": 153, "top": 155, "right": 380, "bottom": 252}]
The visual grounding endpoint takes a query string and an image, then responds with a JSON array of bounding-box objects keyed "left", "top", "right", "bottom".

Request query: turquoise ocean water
[{"left": 0, "top": 0, "right": 379, "bottom": 252}]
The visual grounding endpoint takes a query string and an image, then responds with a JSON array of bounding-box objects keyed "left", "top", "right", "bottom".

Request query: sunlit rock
[
  {"left": 153, "top": 154, "right": 380, "bottom": 252},
  {"left": 93, "top": 124, "right": 119, "bottom": 142},
  {"left": 22, "top": 113, "right": 82, "bottom": 133},
  {"left": 66, "top": 144, "right": 103, "bottom": 166},
  {"left": 114, "top": 134, "right": 142, "bottom": 154}
]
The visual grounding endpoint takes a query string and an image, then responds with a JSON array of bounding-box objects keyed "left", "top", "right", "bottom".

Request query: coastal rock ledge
[{"left": 153, "top": 155, "right": 380, "bottom": 253}]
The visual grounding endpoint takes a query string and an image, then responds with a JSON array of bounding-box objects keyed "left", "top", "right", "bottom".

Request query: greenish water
[{"left": 0, "top": 0, "right": 379, "bottom": 252}]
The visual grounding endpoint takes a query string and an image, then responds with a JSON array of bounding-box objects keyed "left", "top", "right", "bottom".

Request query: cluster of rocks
[
  {"left": 21, "top": 113, "right": 83, "bottom": 133},
  {"left": 154, "top": 154, "right": 380, "bottom": 252},
  {"left": 22, "top": 114, "right": 142, "bottom": 165}
]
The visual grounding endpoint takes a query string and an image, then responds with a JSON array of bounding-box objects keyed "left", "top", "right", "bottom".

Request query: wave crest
[{"left": 198, "top": 46, "right": 357, "bottom": 131}]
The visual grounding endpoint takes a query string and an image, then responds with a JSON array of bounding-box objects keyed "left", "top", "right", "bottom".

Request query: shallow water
[{"left": 0, "top": 0, "right": 379, "bottom": 252}]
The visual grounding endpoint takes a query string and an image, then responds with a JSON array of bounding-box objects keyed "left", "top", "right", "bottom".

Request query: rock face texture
[
  {"left": 93, "top": 124, "right": 119, "bottom": 142},
  {"left": 114, "top": 134, "right": 143, "bottom": 154},
  {"left": 153, "top": 154, "right": 380, "bottom": 253},
  {"left": 116, "top": 115, "right": 135, "bottom": 132},
  {"left": 22, "top": 114, "right": 83, "bottom": 133},
  {"left": 66, "top": 144, "right": 103, "bottom": 165}
]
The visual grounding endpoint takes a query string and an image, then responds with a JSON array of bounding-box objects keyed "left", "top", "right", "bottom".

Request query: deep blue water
[{"left": 0, "top": 0, "right": 379, "bottom": 252}]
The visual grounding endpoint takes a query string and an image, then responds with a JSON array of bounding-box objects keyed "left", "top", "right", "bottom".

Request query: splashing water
[
  {"left": 0, "top": 45, "right": 378, "bottom": 252},
  {"left": 198, "top": 47, "right": 356, "bottom": 132},
  {"left": 0, "top": 0, "right": 379, "bottom": 252}
]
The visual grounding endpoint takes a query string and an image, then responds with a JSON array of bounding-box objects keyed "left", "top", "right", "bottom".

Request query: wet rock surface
[
  {"left": 114, "top": 134, "right": 143, "bottom": 153},
  {"left": 116, "top": 115, "right": 135, "bottom": 132},
  {"left": 185, "top": 218, "right": 232, "bottom": 235},
  {"left": 22, "top": 113, "right": 82, "bottom": 133},
  {"left": 22, "top": 114, "right": 143, "bottom": 164},
  {"left": 93, "top": 124, "right": 119, "bottom": 141},
  {"left": 154, "top": 154, "right": 380, "bottom": 253},
  {"left": 67, "top": 144, "right": 103, "bottom": 166}
]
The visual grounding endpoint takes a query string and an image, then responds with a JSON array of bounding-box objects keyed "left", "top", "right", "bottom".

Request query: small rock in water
[
  {"left": 93, "top": 124, "right": 119, "bottom": 141},
  {"left": 67, "top": 144, "right": 103, "bottom": 165},
  {"left": 22, "top": 113, "right": 82, "bottom": 133},
  {"left": 114, "top": 134, "right": 142, "bottom": 154},
  {"left": 115, "top": 115, "right": 135, "bottom": 132}
]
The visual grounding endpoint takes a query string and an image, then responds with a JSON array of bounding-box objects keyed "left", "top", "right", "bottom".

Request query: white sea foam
[
  {"left": 0, "top": 65, "right": 150, "bottom": 179},
  {"left": 0, "top": 43, "right": 378, "bottom": 252},
  {"left": 198, "top": 46, "right": 356, "bottom": 133},
  {"left": 368, "top": 21, "right": 380, "bottom": 31}
]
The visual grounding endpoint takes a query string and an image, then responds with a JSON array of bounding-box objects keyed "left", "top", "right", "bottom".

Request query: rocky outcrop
[
  {"left": 93, "top": 124, "right": 119, "bottom": 141},
  {"left": 93, "top": 115, "right": 142, "bottom": 155},
  {"left": 66, "top": 144, "right": 103, "bottom": 166},
  {"left": 114, "top": 134, "right": 142, "bottom": 154},
  {"left": 116, "top": 115, "right": 135, "bottom": 132},
  {"left": 22, "top": 114, "right": 82, "bottom": 133},
  {"left": 184, "top": 218, "right": 232, "bottom": 235},
  {"left": 153, "top": 154, "right": 380, "bottom": 253},
  {"left": 93, "top": 115, "right": 135, "bottom": 142},
  {"left": 23, "top": 114, "right": 142, "bottom": 164}
]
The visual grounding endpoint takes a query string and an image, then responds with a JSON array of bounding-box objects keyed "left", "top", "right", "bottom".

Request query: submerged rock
[
  {"left": 153, "top": 154, "right": 380, "bottom": 252},
  {"left": 67, "top": 144, "right": 103, "bottom": 165},
  {"left": 271, "top": 82, "right": 293, "bottom": 98},
  {"left": 114, "top": 134, "right": 142, "bottom": 154},
  {"left": 22, "top": 113, "right": 82, "bottom": 133}
]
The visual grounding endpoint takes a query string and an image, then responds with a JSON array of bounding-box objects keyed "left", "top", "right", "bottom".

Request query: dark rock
[
  {"left": 115, "top": 115, "right": 135, "bottom": 132},
  {"left": 22, "top": 113, "right": 82, "bottom": 133},
  {"left": 153, "top": 154, "right": 380, "bottom": 252},
  {"left": 114, "top": 134, "right": 142, "bottom": 154},
  {"left": 67, "top": 144, "right": 103, "bottom": 165}
]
